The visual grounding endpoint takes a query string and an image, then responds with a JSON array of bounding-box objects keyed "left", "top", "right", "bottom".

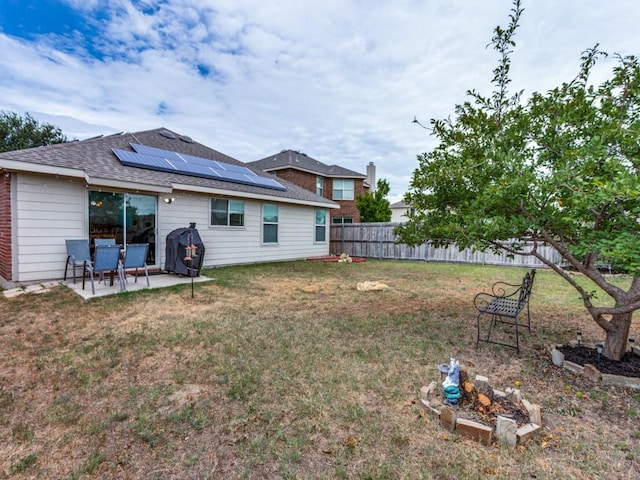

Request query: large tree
[
  {"left": 356, "top": 179, "right": 392, "bottom": 222},
  {"left": 396, "top": 0, "right": 640, "bottom": 360},
  {"left": 0, "top": 111, "right": 67, "bottom": 152}
]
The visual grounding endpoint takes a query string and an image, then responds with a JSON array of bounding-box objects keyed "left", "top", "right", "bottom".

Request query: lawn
[{"left": 1, "top": 260, "right": 639, "bottom": 479}]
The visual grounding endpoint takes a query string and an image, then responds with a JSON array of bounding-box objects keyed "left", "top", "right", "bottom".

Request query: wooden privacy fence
[{"left": 330, "top": 223, "right": 561, "bottom": 268}]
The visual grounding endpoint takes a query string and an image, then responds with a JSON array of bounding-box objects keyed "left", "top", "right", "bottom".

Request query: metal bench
[{"left": 473, "top": 269, "right": 536, "bottom": 353}]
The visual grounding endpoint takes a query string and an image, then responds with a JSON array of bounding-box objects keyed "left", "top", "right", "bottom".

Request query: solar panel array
[{"left": 112, "top": 143, "right": 286, "bottom": 191}]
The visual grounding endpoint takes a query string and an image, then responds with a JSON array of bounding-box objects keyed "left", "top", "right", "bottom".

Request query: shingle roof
[
  {"left": 248, "top": 149, "right": 366, "bottom": 179},
  {"left": 0, "top": 128, "right": 337, "bottom": 207}
]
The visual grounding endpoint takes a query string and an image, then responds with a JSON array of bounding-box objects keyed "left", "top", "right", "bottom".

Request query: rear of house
[
  {"left": 248, "top": 150, "right": 371, "bottom": 224},
  {"left": 0, "top": 128, "right": 338, "bottom": 285}
]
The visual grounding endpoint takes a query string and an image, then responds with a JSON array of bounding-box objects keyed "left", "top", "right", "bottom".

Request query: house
[
  {"left": 0, "top": 128, "right": 338, "bottom": 285},
  {"left": 247, "top": 150, "right": 374, "bottom": 224},
  {"left": 390, "top": 200, "right": 413, "bottom": 223}
]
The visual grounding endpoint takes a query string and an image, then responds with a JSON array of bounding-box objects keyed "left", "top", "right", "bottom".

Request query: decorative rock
[
  {"left": 3, "top": 288, "right": 25, "bottom": 299},
  {"left": 493, "top": 389, "right": 506, "bottom": 399},
  {"left": 563, "top": 361, "right": 584, "bottom": 375},
  {"left": 419, "top": 399, "right": 441, "bottom": 417},
  {"left": 601, "top": 373, "right": 640, "bottom": 389},
  {"left": 420, "top": 381, "right": 438, "bottom": 402},
  {"left": 440, "top": 406, "right": 457, "bottom": 432},
  {"left": 496, "top": 416, "right": 517, "bottom": 446},
  {"left": 474, "top": 374, "right": 489, "bottom": 389},
  {"left": 522, "top": 401, "right": 541, "bottom": 426},
  {"left": 24, "top": 284, "right": 44, "bottom": 293},
  {"left": 516, "top": 423, "right": 540, "bottom": 445},
  {"left": 505, "top": 388, "right": 521, "bottom": 404},
  {"left": 583, "top": 364, "right": 602, "bottom": 384},
  {"left": 551, "top": 348, "right": 565, "bottom": 366},
  {"left": 455, "top": 418, "right": 493, "bottom": 446}
]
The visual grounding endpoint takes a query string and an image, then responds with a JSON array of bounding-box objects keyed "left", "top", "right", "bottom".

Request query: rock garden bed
[
  {"left": 419, "top": 367, "right": 542, "bottom": 447},
  {"left": 550, "top": 344, "right": 640, "bottom": 389}
]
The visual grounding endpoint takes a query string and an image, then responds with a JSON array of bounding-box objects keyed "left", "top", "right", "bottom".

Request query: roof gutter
[
  {"left": 259, "top": 165, "right": 367, "bottom": 179},
  {"left": 0, "top": 159, "right": 88, "bottom": 181},
  {"left": 88, "top": 177, "right": 172, "bottom": 194},
  {"left": 171, "top": 183, "right": 340, "bottom": 209}
]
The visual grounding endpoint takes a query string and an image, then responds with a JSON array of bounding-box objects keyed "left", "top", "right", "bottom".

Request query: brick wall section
[
  {"left": 0, "top": 172, "right": 12, "bottom": 280},
  {"left": 274, "top": 168, "right": 365, "bottom": 222}
]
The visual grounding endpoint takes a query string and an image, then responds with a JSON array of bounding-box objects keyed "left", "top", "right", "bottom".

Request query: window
[
  {"left": 316, "top": 176, "right": 324, "bottom": 196},
  {"left": 211, "top": 198, "right": 245, "bottom": 226},
  {"left": 262, "top": 204, "right": 279, "bottom": 243},
  {"left": 332, "top": 179, "right": 354, "bottom": 200},
  {"left": 332, "top": 217, "right": 353, "bottom": 224},
  {"left": 315, "top": 209, "right": 327, "bottom": 242}
]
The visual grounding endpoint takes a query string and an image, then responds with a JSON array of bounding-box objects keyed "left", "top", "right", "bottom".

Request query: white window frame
[
  {"left": 332, "top": 217, "right": 354, "bottom": 224},
  {"left": 315, "top": 209, "right": 327, "bottom": 243},
  {"left": 262, "top": 203, "right": 279, "bottom": 244},
  {"left": 332, "top": 179, "right": 354, "bottom": 200},
  {"left": 210, "top": 198, "right": 245, "bottom": 226},
  {"left": 316, "top": 176, "right": 324, "bottom": 197}
]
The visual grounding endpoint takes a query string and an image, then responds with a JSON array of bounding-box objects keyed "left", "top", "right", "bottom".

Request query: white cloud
[{"left": 1, "top": 0, "right": 639, "bottom": 202}]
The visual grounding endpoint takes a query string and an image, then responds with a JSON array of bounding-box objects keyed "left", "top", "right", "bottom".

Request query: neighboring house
[
  {"left": 0, "top": 128, "right": 338, "bottom": 284},
  {"left": 390, "top": 200, "right": 413, "bottom": 223},
  {"left": 248, "top": 150, "right": 372, "bottom": 224}
]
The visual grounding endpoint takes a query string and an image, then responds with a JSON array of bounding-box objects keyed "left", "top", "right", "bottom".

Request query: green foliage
[
  {"left": 356, "top": 178, "right": 392, "bottom": 222},
  {"left": 0, "top": 111, "right": 67, "bottom": 152},
  {"left": 396, "top": 0, "right": 640, "bottom": 360}
]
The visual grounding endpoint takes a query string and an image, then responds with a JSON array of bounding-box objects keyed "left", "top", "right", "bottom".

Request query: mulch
[{"left": 557, "top": 345, "right": 640, "bottom": 377}]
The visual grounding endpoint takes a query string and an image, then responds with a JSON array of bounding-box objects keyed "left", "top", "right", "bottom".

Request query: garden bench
[{"left": 474, "top": 269, "right": 536, "bottom": 353}]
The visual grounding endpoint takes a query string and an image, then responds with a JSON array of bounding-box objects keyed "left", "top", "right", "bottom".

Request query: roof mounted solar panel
[{"left": 112, "top": 146, "right": 286, "bottom": 191}]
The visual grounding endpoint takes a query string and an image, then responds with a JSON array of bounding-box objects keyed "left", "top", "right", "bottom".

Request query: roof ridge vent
[{"left": 159, "top": 130, "right": 176, "bottom": 139}]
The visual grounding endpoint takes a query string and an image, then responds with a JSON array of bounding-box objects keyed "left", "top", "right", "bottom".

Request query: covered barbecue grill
[{"left": 165, "top": 223, "right": 205, "bottom": 276}]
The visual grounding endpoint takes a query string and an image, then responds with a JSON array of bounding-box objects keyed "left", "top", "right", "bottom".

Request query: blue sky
[{"left": 1, "top": 0, "right": 639, "bottom": 201}]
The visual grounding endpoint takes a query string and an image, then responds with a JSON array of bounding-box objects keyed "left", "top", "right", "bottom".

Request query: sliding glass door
[{"left": 88, "top": 191, "right": 157, "bottom": 264}]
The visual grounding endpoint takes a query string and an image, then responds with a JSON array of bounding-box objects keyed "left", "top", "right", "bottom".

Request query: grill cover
[{"left": 164, "top": 223, "right": 205, "bottom": 276}]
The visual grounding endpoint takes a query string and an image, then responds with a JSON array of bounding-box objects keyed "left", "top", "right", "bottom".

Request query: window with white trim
[
  {"left": 332, "top": 179, "right": 354, "bottom": 200},
  {"left": 332, "top": 217, "right": 353, "bottom": 224},
  {"left": 316, "top": 176, "right": 324, "bottom": 196},
  {"left": 262, "top": 203, "right": 279, "bottom": 243},
  {"left": 211, "top": 198, "right": 245, "bottom": 226},
  {"left": 315, "top": 209, "right": 327, "bottom": 242}
]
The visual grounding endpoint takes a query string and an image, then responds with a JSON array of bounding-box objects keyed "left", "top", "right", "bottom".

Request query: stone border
[
  {"left": 419, "top": 376, "right": 541, "bottom": 447},
  {"left": 3, "top": 281, "right": 63, "bottom": 299},
  {"left": 550, "top": 344, "right": 640, "bottom": 390}
]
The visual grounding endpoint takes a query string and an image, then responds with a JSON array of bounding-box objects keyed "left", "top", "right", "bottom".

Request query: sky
[{"left": 1, "top": 1, "right": 639, "bottom": 202}]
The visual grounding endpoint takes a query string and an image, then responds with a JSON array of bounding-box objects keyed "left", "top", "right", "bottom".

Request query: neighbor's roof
[
  {"left": 248, "top": 149, "right": 367, "bottom": 179},
  {"left": 0, "top": 128, "right": 338, "bottom": 208},
  {"left": 390, "top": 200, "right": 409, "bottom": 209}
]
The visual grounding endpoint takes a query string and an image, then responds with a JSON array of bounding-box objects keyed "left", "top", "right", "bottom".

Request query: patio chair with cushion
[
  {"left": 123, "top": 243, "right": 150, "bottom": 287},
  {"left": 83, "top": 244, "right": 125, "bottom": 295},
  {"left": 64, "top": 239, "right": 91, "bottom": 284}
]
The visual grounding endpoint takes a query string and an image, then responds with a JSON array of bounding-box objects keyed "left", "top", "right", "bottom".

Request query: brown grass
[{"left": 0, "top": 260, "right": 638, "bottom": 479}]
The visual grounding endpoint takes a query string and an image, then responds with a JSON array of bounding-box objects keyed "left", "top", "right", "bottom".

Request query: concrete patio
[{"left": 3, "top": 273, "right": 213, "bottom": 300}]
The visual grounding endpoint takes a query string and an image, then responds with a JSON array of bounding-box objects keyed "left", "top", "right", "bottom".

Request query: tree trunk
[{"left": 603, "top": 312, "right": 632, "bottom": 361}]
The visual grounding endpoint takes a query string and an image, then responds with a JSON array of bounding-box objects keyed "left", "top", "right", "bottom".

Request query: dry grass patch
[{"left": 0, "top": 260, "right": 638, "bottom": 479}]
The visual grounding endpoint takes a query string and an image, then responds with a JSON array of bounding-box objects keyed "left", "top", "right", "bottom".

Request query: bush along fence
[{"left": 329, "top": 223, "right": 561, "bottom": 268}]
